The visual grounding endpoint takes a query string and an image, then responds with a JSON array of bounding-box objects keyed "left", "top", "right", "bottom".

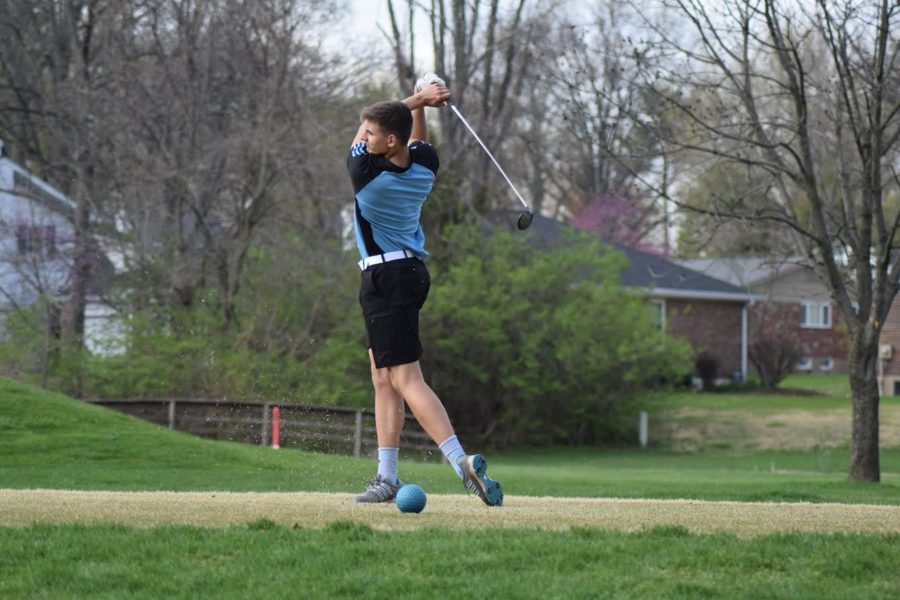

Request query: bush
[
  {"left": 419, "top": 225, "right": 692, "bottom": 447},
  {"left": 749, "top": 331, "right": 802, "bottom": 391},
  {"left": 695, "top": 352, "right": 719, "bottom": 391},
  {"left": 0, "top": 297, "right": 59, "bottom": 387}
]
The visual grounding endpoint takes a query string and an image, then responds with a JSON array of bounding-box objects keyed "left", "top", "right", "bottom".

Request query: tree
[
  {"left": 383, "top": 0, "right": 550, "bottom": 218},
  {"left": 675, "top": 162, "right": 794, "bottom": 257},
  {"left": 631, "top": 0, "right": 900, "bottom": 481},
  {"left": 0, "top": 0, "right": 361, "bottom": 396},
  {"left": 105, "top": 0, "right": 344, "bottom": 327},
  {"left": 571, "top": 192, "right": 663, "bottom": 253},
  {"left": 546, "top": 1, "right": 665, "bottom": 226},
  {"left": 748, "top": 302, "right": 804, "bottom": 391},
  {"left": 0, "top": 0, "right": 138, "bottom": 394}
]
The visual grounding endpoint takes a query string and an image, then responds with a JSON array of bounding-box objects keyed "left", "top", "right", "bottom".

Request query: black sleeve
[
  {"left": 409, "top": 141, "right": 439, "bottom": 175},
  {"left": 347, "top": 142, "right": 383, "bottom": 193}
]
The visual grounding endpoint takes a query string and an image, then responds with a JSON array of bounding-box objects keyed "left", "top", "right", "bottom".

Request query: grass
[
  {"left": 638, "top": 373, "right": 900, "bottom": 454},
  {"left": 3, "top": 375, "right": 900, "bottom": 598},
  {"left": 3, "top": 378, "right": 900, "bottom": 504},
  {"left": 642, "top": 374, "right": 863, "bottom": 412},
  {"left": 781, "top": 373, "right": 852, "bottom": 396},
  {"left": 4, "top": 489, "right": 900, "bottom": 535},
  {"left": 2, "top": 523, "right": 898, "bottom": 599}
]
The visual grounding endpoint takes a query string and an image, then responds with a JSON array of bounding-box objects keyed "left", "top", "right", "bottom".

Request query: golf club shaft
[{"left": 447, "top": 102, "right": 529, "bottom": 210}]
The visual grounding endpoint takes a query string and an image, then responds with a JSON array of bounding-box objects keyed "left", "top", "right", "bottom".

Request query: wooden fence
[{"left": 83, "top": 398, "right": 439, "bottom": 460}]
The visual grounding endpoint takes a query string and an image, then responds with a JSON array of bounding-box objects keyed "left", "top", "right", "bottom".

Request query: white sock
[
  {"left": 439, "top": 435, "right": 466, "bottom": 478},
  {"left": 377, "top": 447, "right": 399, "bottom": 485}
]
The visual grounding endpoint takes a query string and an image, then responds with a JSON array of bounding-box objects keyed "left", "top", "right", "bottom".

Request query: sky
[{"left": 333, "top": 1, "right": 436, "bottom": 71}]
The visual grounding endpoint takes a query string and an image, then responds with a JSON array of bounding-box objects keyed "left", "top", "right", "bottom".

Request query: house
[
  {"left": 0, "top": 138, "right": 118, "bottom": 353},
  {"left": 518, "top": 214, "right": 758, "bottom": 385},
  {"left": 674, "top": 257, "right": 848, "bottom": 374},
  {"left": 871, "top": 296, "right": 900, "bottom": 396}
]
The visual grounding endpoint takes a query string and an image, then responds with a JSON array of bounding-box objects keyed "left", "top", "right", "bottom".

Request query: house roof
[
  {"left": 502, "top": 212, "right": 755, "bottom": 302},
  {"left": 0, "top": 150, "right": 76, "bottom": 217},
  {"left": 672, "top": 256, "right": 806, "bottom": 287}
]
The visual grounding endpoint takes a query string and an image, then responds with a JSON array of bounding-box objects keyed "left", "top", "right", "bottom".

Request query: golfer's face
[{"left": 361, "top": 120, "right": 394, "bottom": 155}]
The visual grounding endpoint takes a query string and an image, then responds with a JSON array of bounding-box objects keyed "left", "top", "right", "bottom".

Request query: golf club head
[{"left": 517, "top": 209, "right": 534, "bottom": 231}]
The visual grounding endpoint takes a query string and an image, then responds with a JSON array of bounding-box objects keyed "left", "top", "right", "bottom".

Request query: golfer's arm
[
  {"left": 403, "top": 92, "right": 427, "bottom": 143},
  {"left": 351, "top": 122, "right": 366, "bottom": 146}
]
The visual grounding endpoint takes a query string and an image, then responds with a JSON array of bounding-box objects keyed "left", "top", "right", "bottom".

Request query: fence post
[
  {"left": 168, "top": 399, "right": 176, "bottom": 430},
  {"left": 261, "top": 403, "right": 270, "bottom": 447},
  {"left": 639, "top": 411, "right": 649, "bottom": 448},
  {"left": 354, "top": 410, "right": 363, "bottom": 458},
  {"left": 272, "top": 406, "right": 280, "bottom": 450}
]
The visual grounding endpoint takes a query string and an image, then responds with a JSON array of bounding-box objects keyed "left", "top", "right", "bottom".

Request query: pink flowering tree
[{"left": 570, "top": 193, "right": 662, "bottom": 255}]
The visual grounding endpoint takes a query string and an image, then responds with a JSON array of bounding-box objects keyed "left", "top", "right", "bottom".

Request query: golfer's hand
[
  {"left": 418, "top": 83, "right": 451, "bottom": 107},
  {"left": 415, "top": 72, "right": 445, "bottom": 92}
]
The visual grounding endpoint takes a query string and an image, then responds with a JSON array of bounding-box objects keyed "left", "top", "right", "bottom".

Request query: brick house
[
  {"left": 674, "top": 257, "right": 849, "bottom": 373},
  {"left": 523, "top": 215, "right": 757, "bottom": 383},
  {"left": 873, "top": 295, "right": 900, "bottom": 395}
]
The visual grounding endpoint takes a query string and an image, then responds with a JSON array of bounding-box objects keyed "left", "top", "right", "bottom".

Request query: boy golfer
[{"left": 347, "top": 78, "right": 503, "bottom": 507}]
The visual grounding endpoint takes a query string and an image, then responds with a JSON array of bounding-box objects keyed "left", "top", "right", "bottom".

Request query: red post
[{"left": 272, "top": 406, "right": 280, "bottom": 450}]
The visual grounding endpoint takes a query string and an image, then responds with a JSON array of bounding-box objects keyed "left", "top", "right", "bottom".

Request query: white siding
[{"left": 0, "top": 159, "right": 74, "bottom": 307}]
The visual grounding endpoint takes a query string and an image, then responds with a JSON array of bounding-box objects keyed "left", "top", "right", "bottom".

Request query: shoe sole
[
  {"left": 351, "top": 496, "right": 396, "bottom": 504},
  {"left": 463, "top": 454, "right": 504, "bottom": 507},
  {"left": 351, "top": 479, "right": 403, "bottom": 504}
]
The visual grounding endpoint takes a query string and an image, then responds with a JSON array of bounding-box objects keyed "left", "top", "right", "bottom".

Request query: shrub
[
  {"left": 419, "top": 225, "right": 692, "bottom": 447},
  {"left": 695, "top": 352, "right": 719, "bottom": 391},
  {"left": 749, "top": 331, "right": 802, "bottom": 391}
]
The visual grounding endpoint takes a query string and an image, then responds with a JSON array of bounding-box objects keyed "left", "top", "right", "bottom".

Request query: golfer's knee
[
  {"left": 370, "top": 366, "right": 393, "bottom": 391},
  {"left": 389, "top": 365, "right": 424, "bottom": 394}
]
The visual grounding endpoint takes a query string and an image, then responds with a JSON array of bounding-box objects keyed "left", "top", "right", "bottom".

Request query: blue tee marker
[{"left": 396, "top": 484, "right": 427, "bottom": 513}]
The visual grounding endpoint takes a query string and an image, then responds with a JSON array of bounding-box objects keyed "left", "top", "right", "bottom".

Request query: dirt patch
[
  {"left": 2, "top": 489, "right": 899, "bottom": 537},
  {"left": 651, "top": 405, "right": 900, "bottom": 452}
]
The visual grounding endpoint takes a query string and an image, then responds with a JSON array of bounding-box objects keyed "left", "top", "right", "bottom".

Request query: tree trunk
[
  {"left": 60, "top": 196, "right": 90, "bottom": 397},
  {"left": 848, "top": 325, "right": 880, "bottom": 482},
  {"left": 61, "top": 199, "right": 90, "bottom": 346}
]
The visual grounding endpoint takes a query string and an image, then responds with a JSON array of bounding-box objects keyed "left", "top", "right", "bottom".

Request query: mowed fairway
[
  {"left": 3, "top": 377, "right": 900, "bottom": 598},
  {"left": 2, "top": 488, "right": 900, "bottom": 536}
]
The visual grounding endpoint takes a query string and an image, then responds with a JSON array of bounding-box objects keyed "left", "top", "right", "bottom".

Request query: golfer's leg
[
  {"left": 388, "top": 360, "right": 454, "bottom": 444},
  {"left": 370, "top": 348, "right": 405, "bottom": 447}
]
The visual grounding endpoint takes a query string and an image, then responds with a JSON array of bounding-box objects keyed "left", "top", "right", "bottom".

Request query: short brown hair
[{"left": 360, "top": 101, "right": 413, "bottom": 145}]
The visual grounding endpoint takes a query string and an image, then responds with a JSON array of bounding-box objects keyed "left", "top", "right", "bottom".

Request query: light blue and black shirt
[{"left": 347, "top": 141, "right": 439, "bottom": 261}]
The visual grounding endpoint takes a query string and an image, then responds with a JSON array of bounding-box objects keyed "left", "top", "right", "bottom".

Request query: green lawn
[
  {"left": 781, "top": 373, "right": 852, "bottom": 396},
  {"left": 640, "top": 373, "right": 862, "bottom": 412},
  {"left": 3, "top": 376, "right": 900, "bottom": 599},
  {"left": 640, "top": 372, "right": 889, "bottom": 412},
  {"left": 2, "top": 522, "right": 898, "bottom": 600},
  {"left": 2, "top": 377, "right": 900, "bottom": 504}
]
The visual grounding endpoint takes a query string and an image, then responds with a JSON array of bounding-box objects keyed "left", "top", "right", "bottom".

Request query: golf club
[{"left": 447, "top": 102, "right": 534, "bottom": 231}]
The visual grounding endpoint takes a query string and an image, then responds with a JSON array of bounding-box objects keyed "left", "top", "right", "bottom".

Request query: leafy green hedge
[{"left": 420, "top": 226, "right": 691, "bottom": 446}]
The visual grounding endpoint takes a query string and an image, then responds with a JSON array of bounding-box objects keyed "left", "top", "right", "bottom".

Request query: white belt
[{"left": 358, "top": 249, "right": 415, "bottom": 270}]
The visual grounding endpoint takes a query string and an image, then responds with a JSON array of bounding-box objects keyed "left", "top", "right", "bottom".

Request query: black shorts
[{"left": 359, "top": 258, "right": 431, "bottom": 368}]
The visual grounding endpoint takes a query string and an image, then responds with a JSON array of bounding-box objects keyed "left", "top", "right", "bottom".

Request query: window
[
  {"left": 15, "top": 223, "right": 56, "bottom": 256},
  {"left": 802, "top": 301, "right": 831, "bottom": 329},
  {"left": 796, "top": 357, "right": 813, "bottom": 371},
  {"left": 648, "top": 299, "right": 666, "bottom": 343},
  {"left": 818, "top": 357, "right": 833, "bottom": 372},
  {"left": 649, "top": 299, "right": 665, "bottom": 331},
  {"left": 16, "top": 224, "right": 30, "bottom": 253}
]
